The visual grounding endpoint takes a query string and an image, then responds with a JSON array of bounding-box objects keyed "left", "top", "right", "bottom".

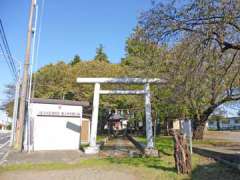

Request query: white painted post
[
  {"left": 188, "top": 120, "right": 193, "bottom": 154},
  {"left": 144, "top": 83, "right": 154, "bottom": 148},
  {"left": 84, "top": 83, "right": 100, "bottom": 154},
  {"left": 90, "top": 83, "right": 100, "bottom": 147}
]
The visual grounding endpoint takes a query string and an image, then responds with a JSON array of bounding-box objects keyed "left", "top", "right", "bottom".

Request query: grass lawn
[
  {"left": 0, "top": 136, "right": 239, "bottom": 180},
  {"left": 97, "top": 135, "right": 107, "bottom": 142},
  {"left": 80, "top": 135, "right": 107, "bottom": 149}
]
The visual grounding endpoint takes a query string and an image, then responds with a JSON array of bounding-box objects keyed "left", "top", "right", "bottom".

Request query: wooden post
[{"left": 171, "top": 130, "right": 192, "bottom": 174}]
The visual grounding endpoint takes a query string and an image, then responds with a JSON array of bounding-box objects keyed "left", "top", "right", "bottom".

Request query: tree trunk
[
  {"left": 192, "top": 122, "right": 205, "bottom": 139},
  {"left": 192, "top": 96, "right": 240, "bottom": 139},
  {"left": 171, "top": 130, "right": 192, "bottom": 174},
  {"left": 192, "top": 110, "right": 213, "bottom": 140},
  {"left": 163, "top": 117, "right": 169, "bottom": 136},
  {"left": 217, "top": 119, "right": 221, "bottom": 131}
]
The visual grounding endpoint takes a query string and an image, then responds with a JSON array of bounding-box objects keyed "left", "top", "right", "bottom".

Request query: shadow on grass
[
  {"left": 105, "top": 157, "right": 176, "bottom": 173},
  {"left": 102, "top": 145, "right": 136, "bottom": 150},
  {"left": 191, "top": 162, "right": 240, "bottom": 180},
  {"left": 135, "top": 136, "right": 174, "bottom": 156},
  {"left": 159, "top": 149, "right": 172, "bottom": 156}
]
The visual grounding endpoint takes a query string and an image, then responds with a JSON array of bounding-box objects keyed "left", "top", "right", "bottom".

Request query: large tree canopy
[
  {"left": 138, "top": 0, "right": 240, "bottom": 139},
  {"left": 33, "top": 59, "right": 144, "bottom": 111},
  {"left": 139, "top": 0, "right": 240, "bottom": 52}
]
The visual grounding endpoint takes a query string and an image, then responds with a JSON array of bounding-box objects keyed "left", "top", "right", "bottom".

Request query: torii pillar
[{"left": 76, "top": 78, "right": 166, "bottom": 154}]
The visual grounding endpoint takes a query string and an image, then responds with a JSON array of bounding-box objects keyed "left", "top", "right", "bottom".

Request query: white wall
[{"left": 29, "top": 103, "right": 82, "bottom": 151}]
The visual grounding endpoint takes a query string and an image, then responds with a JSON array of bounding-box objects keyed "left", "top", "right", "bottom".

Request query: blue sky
[
  {"left": 0, "top": 0, "right": 152, "bottom": 119},
  {"left": 0, "top": 0, "right": 238, "bottom": 120}
]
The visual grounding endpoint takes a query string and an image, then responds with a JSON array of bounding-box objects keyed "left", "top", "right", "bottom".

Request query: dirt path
[
  {"left": 99, "top": 136, "right": 140, "bottom": 157},
  {"left": 204, "top": 131, "right": 240, "bottom": 143},
  {"left": 0, "top": 167, "right": 139, "bottom": 180},
  {"left": 4, "top": 150, "right": 86, "bottom": 165}
]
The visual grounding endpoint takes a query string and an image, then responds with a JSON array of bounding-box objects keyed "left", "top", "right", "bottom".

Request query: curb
[{"left": 193, "top": 146, "right": 240, "bottom": 171}]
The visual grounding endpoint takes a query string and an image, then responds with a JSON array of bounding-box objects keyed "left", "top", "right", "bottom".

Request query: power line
[
  {"left": 0, "top": 19, "right": 17, "bottom": 79},
  {"left": 0, "top": 43, "right": 16, "bottom": 78},
  {"left": 0, "top": 19, "right": 17, "bottom": 74},
  {"left": 0, "top": 36, "right": 17, "bottom": 78}
]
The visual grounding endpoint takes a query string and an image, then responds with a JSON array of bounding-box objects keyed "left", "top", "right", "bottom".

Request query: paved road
[{"left": 0, "top": 131, "right": 11, "bottom": 164}]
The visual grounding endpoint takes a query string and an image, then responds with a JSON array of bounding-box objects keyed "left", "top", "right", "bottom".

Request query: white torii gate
[{"left": 76, "top": 77, "right": 166, "bottom": 154}]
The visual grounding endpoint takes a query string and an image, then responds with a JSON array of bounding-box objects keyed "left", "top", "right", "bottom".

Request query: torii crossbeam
[{"left": 76, "top": 77, "right": 166, "bottom": 154}]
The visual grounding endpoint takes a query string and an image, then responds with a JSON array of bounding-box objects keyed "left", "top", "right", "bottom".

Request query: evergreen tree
[
  {"left": 94, "top": 44, "right": 109, "bottom": 63},
  {"left": 70, "top": 55, "right": 81, "bottom": 66}
]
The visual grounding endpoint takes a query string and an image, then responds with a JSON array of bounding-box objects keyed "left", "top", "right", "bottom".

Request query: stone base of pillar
[
  {"left": 144, "top": 148, "right": 159, "bottom": 157},
  {"left": 84, "top": 145, "right": 100, "bottom": 154}
]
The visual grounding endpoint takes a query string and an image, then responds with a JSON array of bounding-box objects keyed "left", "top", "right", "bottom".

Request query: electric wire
[
  {"left": 0, "top": 43, "right": 16, "bottom": 79},
  {"left": 0, "top": 19, "right": 17, "bottom": 75},
  {"left": 0, "top": 28, "right": 17, "bottom": 77},
  {"left": 0, "top": 19, "right": 17, "bottom": 79}
]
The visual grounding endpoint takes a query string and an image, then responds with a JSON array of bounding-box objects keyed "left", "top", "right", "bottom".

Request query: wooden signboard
[{"left": 80, "top": 118, "right": 90, "bottom": 144}]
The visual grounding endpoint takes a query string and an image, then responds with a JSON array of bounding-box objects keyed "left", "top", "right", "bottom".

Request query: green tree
[
  {"left": 121, "top": 27, "right": 167, "bottom": 77},
  {"left": 139, "top": 0, "right": 240, "bottom": 139},
  {"left": 0, "top": 101, "right": 14, "bottom": 118},
  {"left": 164, "top": 36, "right": 240, "bottom": 139},
  {"left": 0, "top": 84, "right": 16, "bottom": 117},
  {"left": 69, "top": 55, "right": 81, "bottom": 66},
  {"left": 33, "top": 59, "right": 143, "bottom": 112},
  {"left": 122, "top": 28, "right": 184, "bottom": 129},
  {"left": 94, "top": 44, "right": 109, "bottom": 63},
  {"left": 139, "top": 0, "right": 240, "bottom": 52},
  {"left": 34, "top": 61, "right": 72, "bottom": 99}
]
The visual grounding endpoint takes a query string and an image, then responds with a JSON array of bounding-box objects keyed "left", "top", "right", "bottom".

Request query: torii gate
[{"left": 76, "top": 77, "right": 166, "bottom": 154}]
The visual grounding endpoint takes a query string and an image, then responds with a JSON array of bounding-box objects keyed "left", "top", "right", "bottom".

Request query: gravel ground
[
  {"left": 0, "top": 167, "right": 139, "bottom": 180},
  {"left": 4, "top": 136, "right": 138, "bottom": 165},
  {"left": 4, "top": 150, "right": 88, "bottom": 165},
  {"left": 204, "top": 131, "right": 240, "bottom": 143},
  {"left": 202, "top": 131, "right": 240, "bottom": 152},
  {"left": 0, "top": 137, "right": 142, "bottom": 180},
  {"left": 99, "top": 136, "right": 140, "bottom": 157}
]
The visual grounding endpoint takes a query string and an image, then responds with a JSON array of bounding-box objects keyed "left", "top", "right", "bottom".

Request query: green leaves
[
  {"left": 69, "top": 55, "right": 81, "bottom": 66},
  {"left": 33, "top": 59, "right": 144, "bottom": 111},
  {"left": 94, "top": 44, "right": 109, "bottom": 63}
]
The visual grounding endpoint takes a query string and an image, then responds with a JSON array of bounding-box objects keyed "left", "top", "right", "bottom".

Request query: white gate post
[
  {"left": 144, "top": 83, "right": 154, "bottom": 148},
  {"left": 76, "top": 78, "right": 166, "bottom": 154},
  {"left": 85, "top": 83, "right": 100, "bottom": 154}
]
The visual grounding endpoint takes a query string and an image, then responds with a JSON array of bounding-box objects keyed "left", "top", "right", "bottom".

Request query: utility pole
[
  {"left": 16, "top": 0, "right": 37, "bottom": 150},
  {"left": 10, "top": 59, "right": 21, "bottom": 146}
]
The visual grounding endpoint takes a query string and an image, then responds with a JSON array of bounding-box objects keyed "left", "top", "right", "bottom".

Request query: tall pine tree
[
  {"left": 70, "top": 55, "right": 81, "bottom": 66},
  {"left": 94, "top": 44, "right": 109, "bottom": 63}
]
